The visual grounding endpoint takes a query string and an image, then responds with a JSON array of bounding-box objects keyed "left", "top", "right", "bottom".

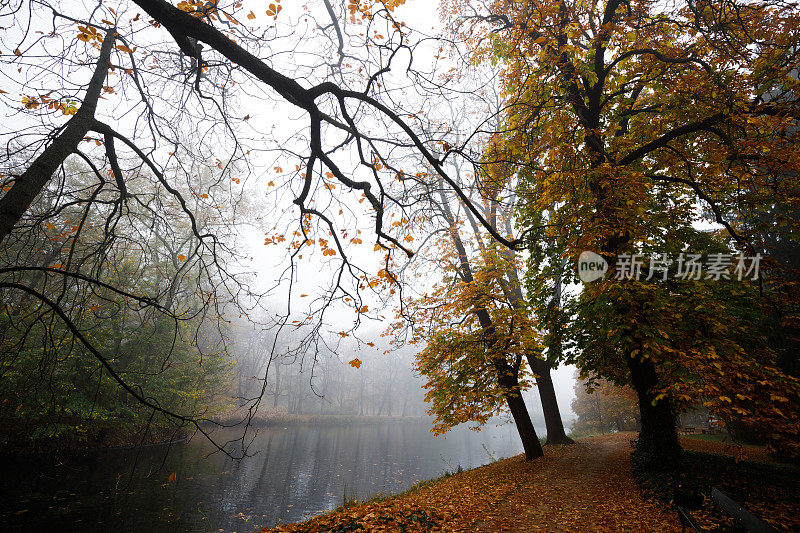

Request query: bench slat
[{"left": 711, "top": 488, "right": 778, "bottom": 533}]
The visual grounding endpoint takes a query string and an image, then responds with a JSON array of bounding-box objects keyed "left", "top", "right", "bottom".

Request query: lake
[{"left": 0, "top": 419, "right": 531, "bottom": 532}]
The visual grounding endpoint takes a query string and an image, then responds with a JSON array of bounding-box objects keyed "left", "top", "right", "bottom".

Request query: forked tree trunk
[{"left": 437, "top": 184, "right": 544, "bottom": 460}]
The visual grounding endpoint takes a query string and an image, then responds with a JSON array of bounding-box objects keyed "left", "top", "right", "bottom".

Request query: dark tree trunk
[
  {"left": 528, "top": 357, "right": 574, "bottom": 445},
  {"left": 499, "top": 366, "right": 544, "bottom": 460},
  {"left": 0, "top": 31, "right": 116, "bottom": 243},
  {"left": 437, "top": 185, "right": 543, "bottom": 459},
  {"left": 627, "top": 355, "right": 681, "bottom": 460}
]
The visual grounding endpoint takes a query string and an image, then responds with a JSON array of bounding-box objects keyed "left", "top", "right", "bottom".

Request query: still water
[{"left": 1, "top": 420, "right": 528, "bottom": 532}]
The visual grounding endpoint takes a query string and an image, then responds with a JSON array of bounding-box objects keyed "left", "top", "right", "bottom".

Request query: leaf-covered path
[
  {"left": 263, "top": 432, "right": 681, "bottom": 532},
  {"left": 471, "top": 433, "right": 679, "bottom": 532}
]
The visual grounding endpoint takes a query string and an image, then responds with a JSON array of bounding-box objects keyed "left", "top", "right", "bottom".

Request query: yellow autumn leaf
[
  {"left": 22, "top": 96, "right": 39, "bottom": 109},
  {"left": 349, "top": 358, "right": 362, "bottom": 369}
]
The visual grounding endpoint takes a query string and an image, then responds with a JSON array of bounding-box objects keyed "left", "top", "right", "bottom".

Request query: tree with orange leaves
[
  {"left": 443, "top": 0, "right": 800, "bottom": 460},
  {"left": 404, "top": 187, "right": 545, "bottom": 459}
]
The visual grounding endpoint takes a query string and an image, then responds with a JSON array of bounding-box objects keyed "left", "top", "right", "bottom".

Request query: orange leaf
[
  {"left": 349, "top": 358, "right": 362, "bottom": 369},
  {"left": 168, "top": 471, "right": 176, "bottom": 482}
]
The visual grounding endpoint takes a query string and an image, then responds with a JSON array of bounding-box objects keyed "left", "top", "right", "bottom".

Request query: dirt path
[{"left": 472, "top": 433, "right": 680, "bottom": 532}]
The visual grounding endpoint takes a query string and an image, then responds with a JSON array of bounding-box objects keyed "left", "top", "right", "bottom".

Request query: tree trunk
[
  {"left": 437, "top": 184, "right": 543, "bottom": 459},
  {"left": 499, "top": 369, "right": 544, "bottom": 460},
  {"left": 376, "top": 395, "right": 385, "bottom": 417},
  {"left": 294, "top": 376, "right": 304, "bottom": 414},
  {"left": 0, "top": 31, "right": 116, "bottom": 244},
  {"left": 528, "top": 357, "right": 574, "bottom": 444},
  {"left": 272, "top": 363, "right": 281, "bottom": 410},
  {"left": 627, "top": 355, "right": 681, "bottom": 460},
  {"left": 593, "top": 395, "right": 606, "bottom": 434},
  {"left": 358, "top": 377, "right": 365, "bottom": 416},
  {"left": 400, "top": 390, "right": 409, "bottom": 417}
]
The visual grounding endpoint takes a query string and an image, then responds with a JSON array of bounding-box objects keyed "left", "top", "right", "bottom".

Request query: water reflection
[{"left": 1, "top": 420, "right": 530, "bottom": 532}]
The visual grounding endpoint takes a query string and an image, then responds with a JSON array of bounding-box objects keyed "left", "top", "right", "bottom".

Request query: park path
[{"left": 472, "top": 433, "right": 681, "bottom": 532}]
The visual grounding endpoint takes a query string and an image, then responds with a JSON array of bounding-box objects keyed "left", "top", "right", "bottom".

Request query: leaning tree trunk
[
  {"left": 494, "top": 211, "right": 573, "bottom": 446},
  {"left": 0, "top": 30, "right": 116, "bottom": 244},
  {"left": 498, "top": 364, "right": 544, "bottom": 460},
  {"left": 437, "top": 184, "right": 544, "bottom": 460}
]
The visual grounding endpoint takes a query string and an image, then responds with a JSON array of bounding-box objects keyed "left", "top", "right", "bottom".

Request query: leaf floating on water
[{"left": 168, "top": 471, "right": 176, "bottom": 482}]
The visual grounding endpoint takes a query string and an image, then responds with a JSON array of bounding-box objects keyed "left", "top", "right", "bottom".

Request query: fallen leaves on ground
[
  {"left": 260, "top": 433, "right": 681, "bottom": 532},
  {"left": 634, "top": 436, "right": 800, "bottom": 533},
  {"left": 679, "top": 435, "right": 773, "bottom": 463}
]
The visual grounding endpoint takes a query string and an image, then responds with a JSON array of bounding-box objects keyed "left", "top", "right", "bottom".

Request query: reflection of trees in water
[{"left": 2, "top": 406, "right": 525, "bottom": 531}]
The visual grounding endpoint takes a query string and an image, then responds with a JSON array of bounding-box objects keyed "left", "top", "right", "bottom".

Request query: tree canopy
[
  {"left": 449, "top": 0, "right": 800, "bottom": 458},
  {"left": 1, "top": 0, "right": 799, "bottom": 461}
]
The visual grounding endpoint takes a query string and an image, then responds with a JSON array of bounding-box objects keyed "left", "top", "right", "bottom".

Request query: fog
[{"left": 218, "top": 311, "right": 576, "bottom": 432}]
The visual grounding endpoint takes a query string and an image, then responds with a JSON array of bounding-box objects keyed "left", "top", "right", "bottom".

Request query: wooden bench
[{"left": 677, "top": 487, "right": 778, "bottom": 533}]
